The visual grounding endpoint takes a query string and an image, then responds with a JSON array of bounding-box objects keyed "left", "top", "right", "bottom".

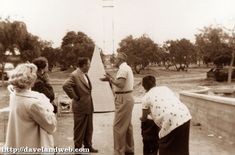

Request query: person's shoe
[{"left": 88, "top": 147, "right": 98, "bottom": 153}]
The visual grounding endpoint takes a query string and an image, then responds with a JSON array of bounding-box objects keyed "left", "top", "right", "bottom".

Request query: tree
[
  {"left": 137, "top": 35, "right": 159, "bottom": 66},
  {"left": 0, "top": 20, "right": 28, "bottom": 54},
  {"left": 41, "top": 47, "right": 58, "bottom": 71},
  {"left": 0, "top": 19, "right": 29, "bottom": 84},
  {"left": 164, "top": 39, "right": 196, "bottom": 71},
  {"left": 60, "top": 31, "right": 95, "bottom": 69},
  {"left": 39, "top": 40, "right": 59, "bottom": 71},
  {"left": 194, "top": 34, "right": 206, "bottom": 66},
  {"left": 195, "top": 26, "right": 229, "bottom": 66},
  {"left": 0, "top": 19, "right": 52, "bottom": 85},
  {"left": 226, "top": 27, "right": 235, "bottom": 83},
  {"left": 19, "top": 34, "right": 41, "bottom": 62},
  {"left": 117, "top": 35, "right": 159, "bottom": 73},
  {"left": 117, "top": 35, "right": 138, "bottom": 71},
  {"left": 159, "top": 45, "right": 172, "bottom": 69},
  {"left": 213, "top": 54, "right": 231, "bottom": 67},
  {"left": 228, "top": 50, "right": 235, "bottom": 83},
  {"left": 0, "top": 19, "right": 41, "bottom": 62}
]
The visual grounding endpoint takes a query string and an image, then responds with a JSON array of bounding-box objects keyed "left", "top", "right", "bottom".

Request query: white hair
[{"left": 8, "top": 63, "right": 38, "bottom": 90}]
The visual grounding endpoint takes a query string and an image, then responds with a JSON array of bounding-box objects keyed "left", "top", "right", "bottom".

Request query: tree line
[
  {"left": 0, "top": 19, "right": 95, "bottom": 72},
  {"left": 1, "top": 19, "right": 235, "bottom": 77},
  {"left": 117, "top": 27, "right": 235, "bottom": 73}
]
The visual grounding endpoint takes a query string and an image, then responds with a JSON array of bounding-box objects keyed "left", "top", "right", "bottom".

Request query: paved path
[
  {"left": 2, "top": 76, "right": 233, "bottom": 154},
  {"left": 55, "top": 102, "right": 235, "bottom": 155},
  {"left": 2, "top": 68, "right": 235, "bottom": 154}
]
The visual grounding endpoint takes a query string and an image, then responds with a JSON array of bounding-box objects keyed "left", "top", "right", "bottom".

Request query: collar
[
  {"left": 119, "top": 62, "right": 127, "bottom": 68},
  {"left": 36, "top": 72, "right": 49, "bottom": 83},
  {"left": 13, "top": 89, "right": 39, "bottom": 99},
  {"left": 77, "top": 68, "right": 86, "bottom": 75}
]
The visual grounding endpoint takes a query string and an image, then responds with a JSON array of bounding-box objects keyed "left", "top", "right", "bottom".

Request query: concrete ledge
[
  {"left": 180, "top": 87, "right": 235, "bottom": 141},
  {"left": 180, "top": 91, "right": 235, "bottom": 106}
]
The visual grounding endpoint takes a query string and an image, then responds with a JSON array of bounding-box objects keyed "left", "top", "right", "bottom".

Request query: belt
[{"left": 115, "top": 90, "right": 133, "bottom": 94}]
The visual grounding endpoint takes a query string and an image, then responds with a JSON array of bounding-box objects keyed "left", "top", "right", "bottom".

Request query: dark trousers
[
  {"left": 141, "top": 119, "right": 160, "bottom": 155},
  {"left": 73, "top": 113, "right": 93, "bottom": 148},
  {"left": 159, "top": 121, "right": 190, "bottom": 155}
]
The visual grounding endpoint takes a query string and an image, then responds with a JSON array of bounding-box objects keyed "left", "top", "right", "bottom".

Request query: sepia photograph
[{"left": 0, "top": 0, "right": 235, "bottom": 154}]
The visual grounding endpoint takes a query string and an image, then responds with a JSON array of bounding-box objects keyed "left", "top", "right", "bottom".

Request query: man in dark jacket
[{"left": 63, "top": 57, "right": 98, "bottom": 153}]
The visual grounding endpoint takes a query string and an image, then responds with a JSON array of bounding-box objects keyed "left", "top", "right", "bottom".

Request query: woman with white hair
[{"left": 5, "top": 63, "right": 57, "bottom": 151}]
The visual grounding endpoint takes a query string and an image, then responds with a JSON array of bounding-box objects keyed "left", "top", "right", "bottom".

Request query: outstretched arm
[{"left": 103, "top": 73, "right": 126, "bottom": 89}]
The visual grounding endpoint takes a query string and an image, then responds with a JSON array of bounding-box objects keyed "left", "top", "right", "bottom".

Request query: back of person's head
[
  {"left": 116, "top": 52, "right": 127, "bottom": 61},
  {"left": 142, "top": 75, "right": 156, "bottom": 91},
  {"left": 77, "top": 57, "right": 90, "bottom": 68},
  {"left": 8, "top": 63, "right": 37, "bottom": 90},
  {"left": 32, "top": 57, "right": 48, "bottom": 71}
]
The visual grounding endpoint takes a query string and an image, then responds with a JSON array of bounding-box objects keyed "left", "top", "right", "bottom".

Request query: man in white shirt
[{"left": 102, "top": 52, "right": 135, "bottom": 155}]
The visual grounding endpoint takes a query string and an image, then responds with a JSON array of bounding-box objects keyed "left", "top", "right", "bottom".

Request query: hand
[
  {"left": 140, "top": 117, "right": 147, "bottom": 122},
  {"left": 100, "top": 73, "right": 111, "bottom": 81},
  {"left": 105, "top": 72, "right": 112, "bottom": 77},
  {"left": 99, "top": 76, "right": 110, "bottom": 81},
  {"left": 100, "top": 73, "right": 113, "bottom": 82}
]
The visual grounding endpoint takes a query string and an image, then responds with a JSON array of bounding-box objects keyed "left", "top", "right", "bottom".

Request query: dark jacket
[
  {"left": 32, "top": 73, "right": 57, "bottom": 113},
  {"left": 62, "top": 68, "right": 93, "bottom": 114},
  {"left": 32, "top": 73, "right": 55, "bottom": 102}
]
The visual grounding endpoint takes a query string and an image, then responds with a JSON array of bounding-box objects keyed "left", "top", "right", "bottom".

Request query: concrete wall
[{"left": 180, "top": 90, "right": 235, "bottom": 141}]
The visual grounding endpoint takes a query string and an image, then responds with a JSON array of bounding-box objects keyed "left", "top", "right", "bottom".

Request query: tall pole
[
  {"left": 112, "top": 6, "right": 115, "bottom": 55},
  {"left": 102, "top": 0, "right": 114, "bottom": 54},
  {"left": 102, "top": 12, "right": 106, "bottom": 52}
]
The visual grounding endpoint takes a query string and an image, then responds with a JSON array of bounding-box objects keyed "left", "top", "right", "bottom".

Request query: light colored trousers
[{"left": 113, "top": 93, "right": 134, "bottom": 155}]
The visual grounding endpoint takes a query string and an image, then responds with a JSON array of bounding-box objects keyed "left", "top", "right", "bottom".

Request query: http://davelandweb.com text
[{"left": 1, "top": 146, "right": 90, "bottom": 154}]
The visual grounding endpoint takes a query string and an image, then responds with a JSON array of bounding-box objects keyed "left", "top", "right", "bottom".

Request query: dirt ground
[{"left": 1, "top": 67, "right": 235, "bottom": 155}]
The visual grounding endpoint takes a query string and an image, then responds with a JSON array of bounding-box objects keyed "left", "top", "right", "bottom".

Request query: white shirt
[
  {"left": 83, "top": 74, "right": 89, "bottom": 84},
  {"left": 114, "top": 62, "right": 134, "bottom": 92},
  {"left": 142, "top": 86, "right": 191, "bottom": 138}
]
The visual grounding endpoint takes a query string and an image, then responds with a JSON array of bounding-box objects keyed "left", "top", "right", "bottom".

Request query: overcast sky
[{"left": 1, "top": 0, "right": 235, "bottom": 54}]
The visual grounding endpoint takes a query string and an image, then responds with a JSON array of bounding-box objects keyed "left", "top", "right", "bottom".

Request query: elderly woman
[
  {"left": 5, "top": 63, "right": 57, "bottom": 150},
  {"left": 140, "top": 75, "right": 191, "bottom": 155}
]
